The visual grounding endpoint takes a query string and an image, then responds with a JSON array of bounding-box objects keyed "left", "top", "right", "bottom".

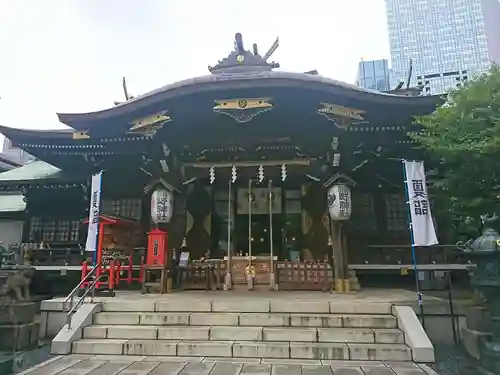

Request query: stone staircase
[{"left": 65, "top": 298, "right": 431, "bottom": 362}]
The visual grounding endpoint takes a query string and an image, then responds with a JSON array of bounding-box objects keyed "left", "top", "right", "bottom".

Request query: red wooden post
[
  {"left": 128, "top": 254, "right": 133, "bottom": 284},
  {"left": 94, "top": 263, "right": 101, "bottom": 289},
  {"left": 96, "top": 222, "right": 105, "bottom": 280},
  {"left": 80, "top": 261, "right": 88, "bottom": 288},
  {"left": 108, "top": 260, "right": 115, "bottom": 290}
]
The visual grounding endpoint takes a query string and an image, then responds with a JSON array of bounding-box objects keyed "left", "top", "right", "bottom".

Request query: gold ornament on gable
[
  {"left": 213, "top": 98, "right": 273, "bottom": 123},
  {"left": 127, "top": 110, "right": 172, "bottom": 138},
  {"left": 72, "top": 131, "right": 90, "bottom": 140},
  {"left": 318, "top": 102, "right": 366, "bottom": 129}
]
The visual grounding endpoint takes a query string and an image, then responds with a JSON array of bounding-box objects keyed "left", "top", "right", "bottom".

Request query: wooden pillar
[
  {"left": 331, "top": 221, "right": 343, "bottom": 292},
  {"left": 330, "top": 219, "right": 352, "bottom": 293},
  {"left": 184, "top": 182, "right": 212, "bottom": 259},
  {"left": 341, "top": 224, "right": 351, "bottom": 292},
  {"left": 169, "top": 189, "right": 187, "bottom": 258},
  {"left": 301, "top": 182, "right": 329, "bottom": 261}
]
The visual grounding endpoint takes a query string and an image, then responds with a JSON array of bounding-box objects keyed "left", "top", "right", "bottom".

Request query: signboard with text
[
  {"left": 403, "top": 161, "right": 438, "bottom": 246},
  {"left": 85, "top": 171, "right": 102, "bottom": 252}
]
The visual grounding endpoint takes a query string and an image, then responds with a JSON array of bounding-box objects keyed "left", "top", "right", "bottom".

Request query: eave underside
[{"left": 0, "top": 84, "right": 436, "bottom": 191}]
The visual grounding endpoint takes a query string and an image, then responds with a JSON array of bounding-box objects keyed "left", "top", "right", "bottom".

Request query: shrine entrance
[
  {"left": 233, "top": 183, "right": 283, "bottom": 258},
  {"left": 211, "top": 179, "right": 284, "bottom": 289},
  {"left": 183, "top": 160, "right": 341, "bottom": 291},
  {"left": 234, "top": 213, "right": 282, "bottom": 257}
]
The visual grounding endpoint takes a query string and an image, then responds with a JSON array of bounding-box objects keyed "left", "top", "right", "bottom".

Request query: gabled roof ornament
[
  {"left": 385, "top": 58, "right": 424, "bottom": 96},
  {"left": 114, "top": 77, "right": 135, "bottom": 105},
  {"left": 144, "top": 178, "right": 180, "bottom": 194},
  {"left": 208, "top": 33, "right": 280, "bottom": 74},
  {"left": 324, "top": 173, "right": 357, "bottom": 188}
]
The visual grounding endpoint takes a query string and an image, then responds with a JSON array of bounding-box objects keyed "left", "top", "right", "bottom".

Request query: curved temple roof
[
  {"left": 0, "top": 126, "right": 76, "bottom": 145},
  {"left": 1, "top": 33, "right": 441, "bottom": 139},
  {"left": 57, "top": 71, "right": 438, "bottom": 126},
  {"left": 56, "top": 33, "right": 438, "bottom": 129}
]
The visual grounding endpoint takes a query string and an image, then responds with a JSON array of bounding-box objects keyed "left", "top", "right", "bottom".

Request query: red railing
[{"left": 80, "top": 256, "right": 144, "bottom": 290}]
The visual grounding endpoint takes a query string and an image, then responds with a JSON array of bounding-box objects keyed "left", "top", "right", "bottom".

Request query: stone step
[
  {"left": 72, "top": 339, "right": 413, "bottom": 361},
  {"left": 100, "top": 300, "right": 393, "bottom": 315},
  {"left": 83, "top": 325, "right": 404, "bottom": 343},
  {"left": 93, "top": 312, "right": 398, "bottom": 329}
]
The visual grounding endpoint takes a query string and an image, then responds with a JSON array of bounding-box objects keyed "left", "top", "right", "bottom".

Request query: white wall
[
  {"left": 0, "top": 219, "right": 24, "bottom": 247},
  {"left": 2, "top": 138, "right": 35, "bottom": 165}
]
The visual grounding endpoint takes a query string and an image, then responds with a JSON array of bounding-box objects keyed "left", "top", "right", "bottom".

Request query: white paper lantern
[
  {"left": 327, "top": 184, "right": 351, "bottom": 220},
  {"left": 151, "top": 189, "right": 173, "bottom": 223}
]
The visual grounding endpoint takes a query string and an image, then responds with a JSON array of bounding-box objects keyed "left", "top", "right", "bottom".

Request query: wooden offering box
[{"left": 230, "top": 256, "right": 275, "bottom": 285}]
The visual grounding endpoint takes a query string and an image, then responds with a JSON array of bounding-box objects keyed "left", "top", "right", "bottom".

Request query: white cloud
[{"left": 0, "top": 0, "right": 389, "bottom": 130}]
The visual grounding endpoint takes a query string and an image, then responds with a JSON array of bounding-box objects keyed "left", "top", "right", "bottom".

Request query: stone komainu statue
[{"left": 0, "top": 267, "right": 35, "bottom": 302}]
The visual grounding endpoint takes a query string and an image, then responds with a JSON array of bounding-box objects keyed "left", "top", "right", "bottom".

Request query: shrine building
[{"left": 0, "top": 33, "right": 444, "bottom": 292}]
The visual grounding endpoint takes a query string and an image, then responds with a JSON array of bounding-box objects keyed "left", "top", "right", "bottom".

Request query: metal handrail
[
  {"left": 65, "top": 273, "right": 105, "bottom": 331},
  {"left": 63, "top": 263, "right": 101, "bottom": 313}
]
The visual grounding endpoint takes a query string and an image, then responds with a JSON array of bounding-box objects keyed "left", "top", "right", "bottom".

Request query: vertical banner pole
[
  {"left": 327, "top": 215, "right": 336, "bottom": 291},
  {"left": 224, "top": 179, "right": 232, "bottom": 290},
  {"left": 268, "top": 179, "right": 276, "bottom": 290},
  {"left": 247, "top": 179, "right": 253, "bottom": 289},
  {"left": 86, "top": 171, "right": 103, "bottom": 267},
  {"left": 248, "top": 179, "right": 253, "bottom": 265},
  {"left": 402, "top": 160, "right": 425, "bottom": 328}
]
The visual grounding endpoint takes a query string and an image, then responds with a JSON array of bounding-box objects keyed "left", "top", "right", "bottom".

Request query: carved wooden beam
[{"left": 182, "top": 159, "right": 311, "bottom": 169}]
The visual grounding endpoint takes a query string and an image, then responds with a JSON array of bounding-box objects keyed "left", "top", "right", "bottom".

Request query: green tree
[{"left": 412, "top": 64, "right": 500, "bottom": 229}]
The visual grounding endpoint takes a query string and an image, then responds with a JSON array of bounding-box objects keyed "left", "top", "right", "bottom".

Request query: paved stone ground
[
  {"left": 17, "top": 355, "right": 440, "bottom": 375},
  {"left": 428, "top": 345, "right": 479, "bottom": 375}
]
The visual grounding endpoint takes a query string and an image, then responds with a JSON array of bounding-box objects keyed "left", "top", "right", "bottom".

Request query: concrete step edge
[
  {"left": 101, "top": 301, "right": 394, "bottom": 315},
  {"left": 74, "top": 338, "right": 411, "bottom": 346},
  {"left": 83, "top": 325, "right": 405, "bottom": 343},
  {"left": 70, "top": 339, "right": 414, "bottom": 350},
  {"left": 83, "top": 325, "right": 404, "bottom": 333},
  {"left": 96, "top": 312, "right": 396, "bottom": 317},
  {"left": 71, "top": 339, "right": 414, "bottom": 361},
  {"left": 92, "top": 313, "right": 398, "bottom": 329}
]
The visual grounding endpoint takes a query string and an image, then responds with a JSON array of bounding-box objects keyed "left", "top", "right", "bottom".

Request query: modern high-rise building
[
  {"left": 1, "top": 138, "right": 34, "bottom": 166},
  {"left": 355, "top": 59, "right": 391, "bottom": 91},
  {"left": 386, "top": 0, "right": 500, "bottom": 95}
]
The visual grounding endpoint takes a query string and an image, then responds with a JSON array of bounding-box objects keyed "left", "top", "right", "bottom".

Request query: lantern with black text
[
  {"left": 147, "top": 228, "right": 168, "bottom": 266},
  {"left": 151, "top": 189, "right": 173, "bottom": 224},
  {"left": 327, "top": 184, "right": 351, "bottom": 220}
]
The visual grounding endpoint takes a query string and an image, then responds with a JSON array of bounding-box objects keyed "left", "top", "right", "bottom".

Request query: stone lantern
[{"left": 461, "top": 213, "right": 500, "bottom": 373}]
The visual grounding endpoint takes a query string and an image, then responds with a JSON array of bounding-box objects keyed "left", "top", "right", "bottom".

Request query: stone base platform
[
  {"left": 0, "top": 302, "right": 37, "bottom": 325},
  {"left": 0, "top": 322, "right": 40, "bottom": 351},
  {"left": 0, "top": 302, "right": 39, "bottom": 352}
]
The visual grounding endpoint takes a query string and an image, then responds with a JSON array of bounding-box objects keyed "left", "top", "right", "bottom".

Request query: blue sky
[{"left": 0, "top": 0, "right": 389, "bottom": 130}]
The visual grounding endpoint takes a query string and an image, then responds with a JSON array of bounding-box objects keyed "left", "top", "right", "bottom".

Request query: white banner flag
[
  {"left": 85, "top": 171, "right": 103, "bottom": 252},
  {"left": 403, "top": 161, "right": 438, "bottom": 247}
]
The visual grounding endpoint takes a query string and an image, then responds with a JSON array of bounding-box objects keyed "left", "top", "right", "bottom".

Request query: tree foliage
[{"left": 412, "top": 64, "right": 500, "bottom": 226}]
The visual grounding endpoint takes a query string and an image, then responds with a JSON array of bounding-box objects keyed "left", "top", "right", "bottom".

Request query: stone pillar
[{"left": 0, "top": 273, "right": 39, "bottom": 353}]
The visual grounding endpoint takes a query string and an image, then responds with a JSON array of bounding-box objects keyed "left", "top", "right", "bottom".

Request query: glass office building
[
  {"left": 386, "top": 0, "right": 500, "bottom": 95},
  {"left": 355, "top": 59, "right": 391, "bottom": 91}
]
